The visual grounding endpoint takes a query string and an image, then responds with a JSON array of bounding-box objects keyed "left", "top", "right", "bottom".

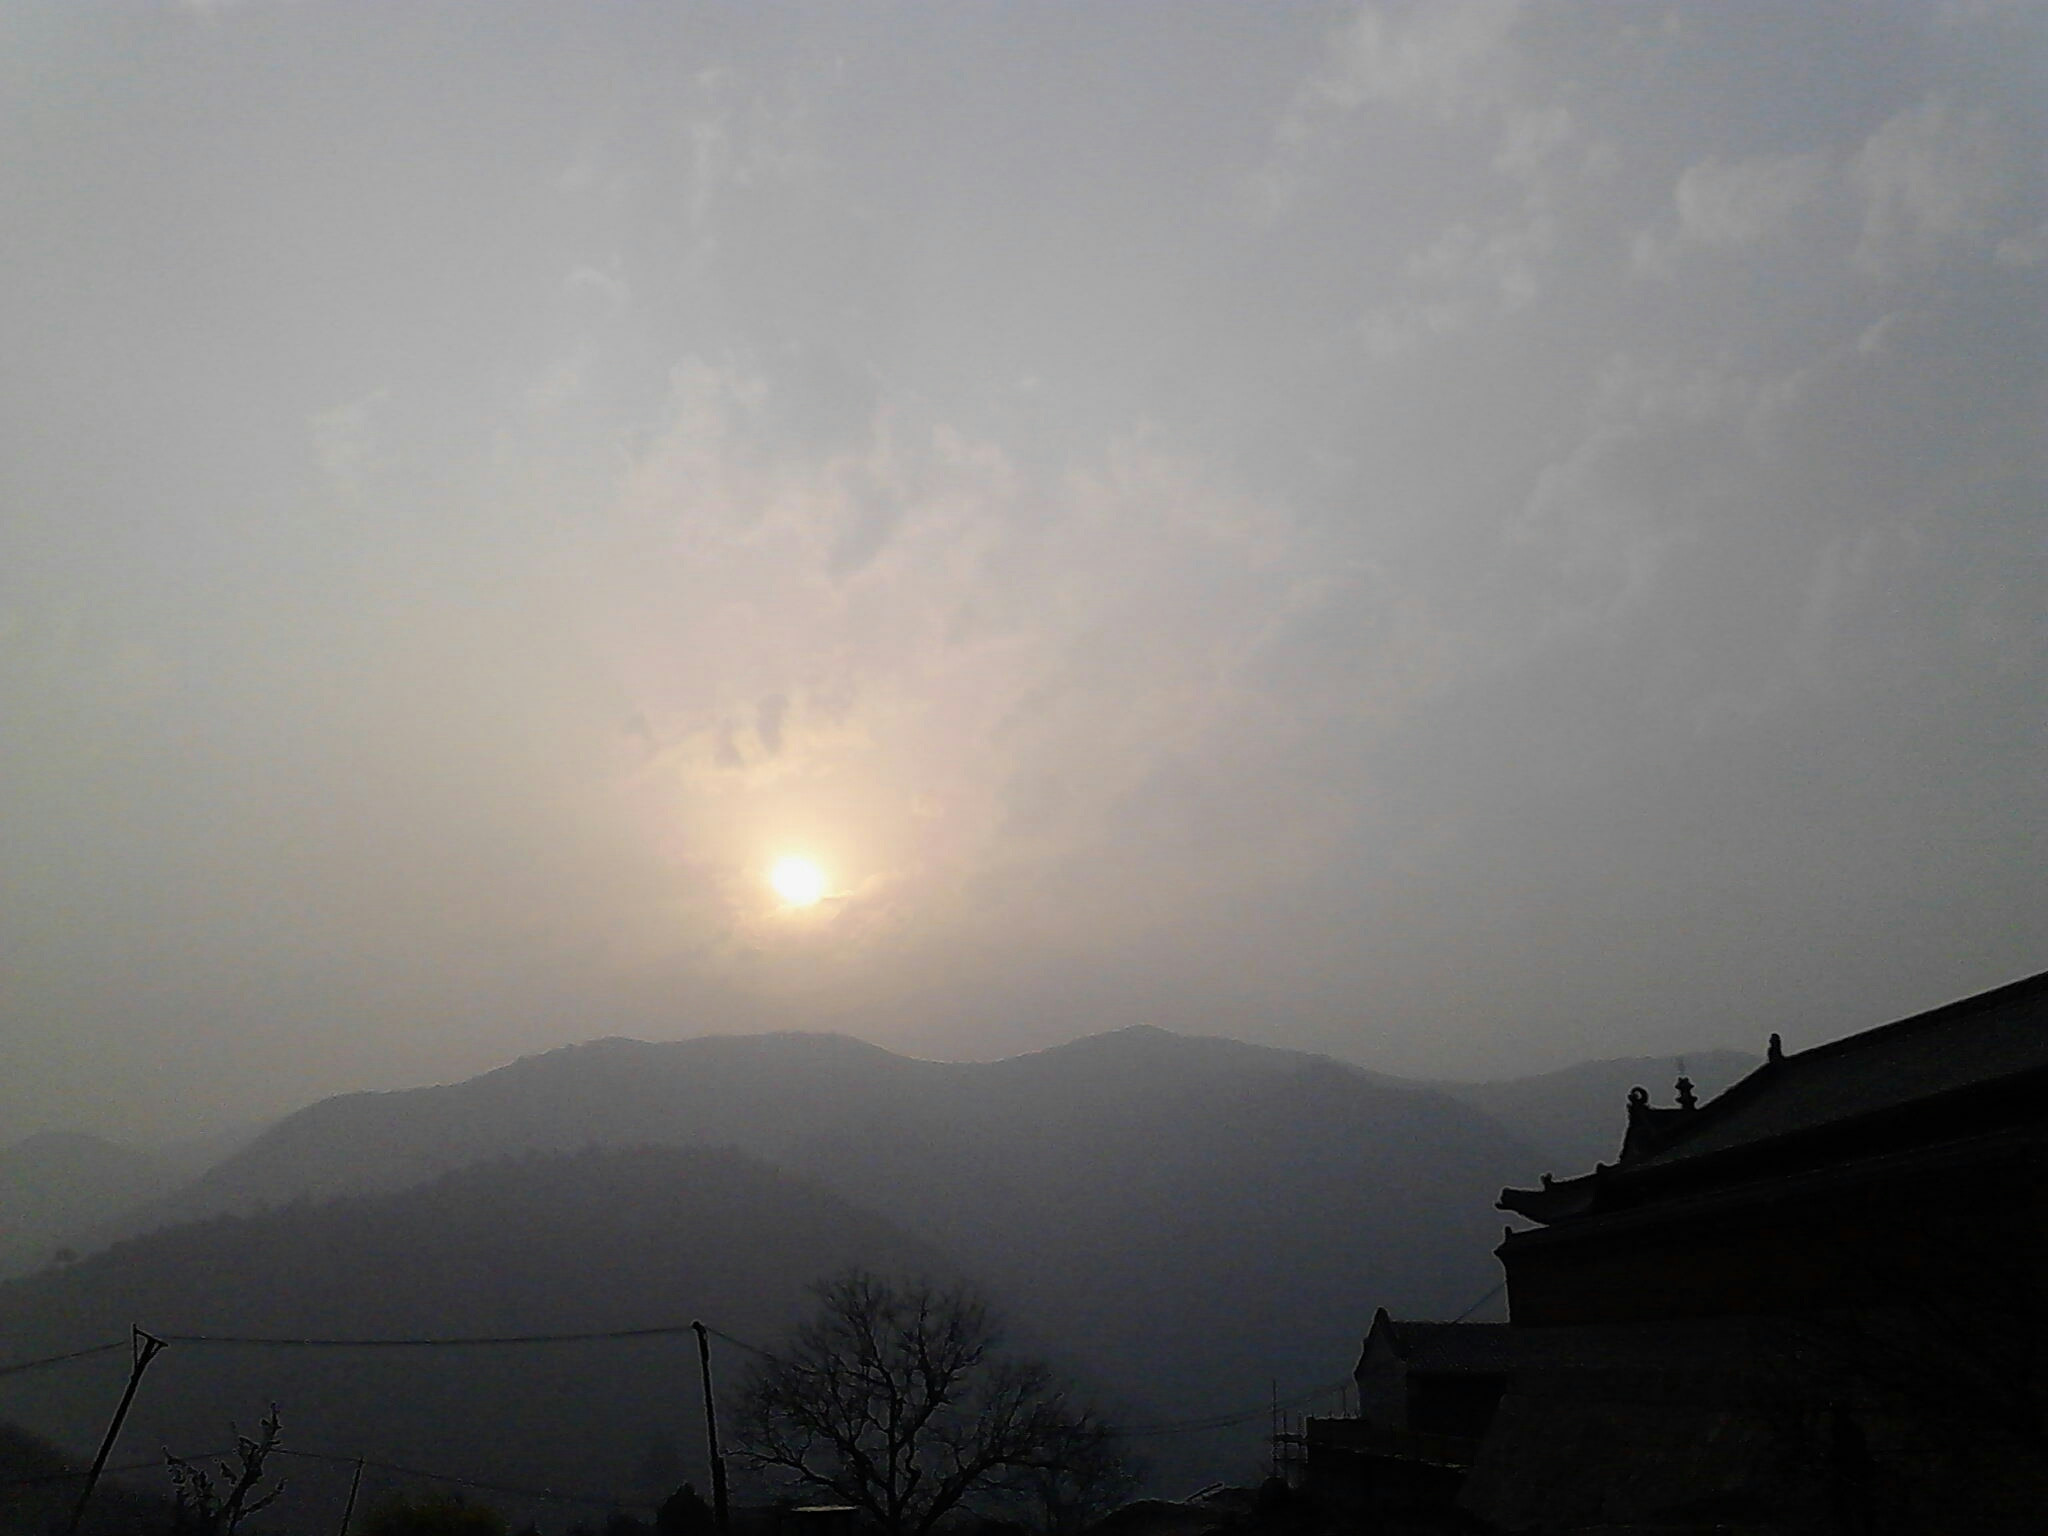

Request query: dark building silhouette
[
  {"left": 1352, "top": 1311, "right": 1517, "bottom": 1442},
  {"left": 1312, "top": 969, "right": 2048, "bottom": 1533},
  {"left": 1493, "top": 969, "right": 2048, "bottom": 1331},
  {"left": 1303, "top": 1311, "right": 1517, "bottom": 1524}
]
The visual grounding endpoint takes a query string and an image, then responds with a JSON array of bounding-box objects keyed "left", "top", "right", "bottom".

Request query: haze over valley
[{"left": 0, "top": 1025, "right": 1758, "bottom": 1509}]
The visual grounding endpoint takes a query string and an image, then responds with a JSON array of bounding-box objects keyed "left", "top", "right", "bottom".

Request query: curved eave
[{"left": 1497, "top": 1172, "right": 1599, "bottom": 1224}]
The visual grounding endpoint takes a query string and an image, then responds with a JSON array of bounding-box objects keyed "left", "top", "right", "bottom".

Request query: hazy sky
[{"left": 3, "top": 1, "right": 2044, "bottom": 1139}]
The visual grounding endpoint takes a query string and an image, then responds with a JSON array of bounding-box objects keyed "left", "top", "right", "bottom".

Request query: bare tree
[
  {"left": 733, "top": 1271, "right": 1123, "bottom": 1536},
  {"left": 1015, "top": 1414, "right": 1136, "bottom": 1536},
  {"left": 164, "top": 1406, "right": 286, "bottom": 1536}
]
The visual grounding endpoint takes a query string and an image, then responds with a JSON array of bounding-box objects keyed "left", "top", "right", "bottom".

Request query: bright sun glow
[{"left": 770, "top": 856, "right": 828, "bottom": 907}]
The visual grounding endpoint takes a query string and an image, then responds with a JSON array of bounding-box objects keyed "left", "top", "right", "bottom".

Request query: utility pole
[
  {"left": 67, "top": 1326, "right": 166, "bottom": 1536},
  {"left": 336, "top": 1457, "right": 365, "bottom": 1536},
  {"left": 690, "top": 1321, "right": 731, "bottom": 1533},
  {"left": 1267, "top": 1378, "right": 1279, "bottom": 1481}
]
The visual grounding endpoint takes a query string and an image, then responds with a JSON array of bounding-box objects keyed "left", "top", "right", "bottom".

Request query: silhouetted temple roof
[
  {"left": 1632, "top": 968, "right": 2048, "bottom": 1168},
  {"left": 1499, "top": 967, "right": 2048, "bottom": 1225}
]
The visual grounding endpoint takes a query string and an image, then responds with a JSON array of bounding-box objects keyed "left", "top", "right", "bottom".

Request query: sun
[{"left": 770, "top": 856, "right": 828, "bottom": 907}]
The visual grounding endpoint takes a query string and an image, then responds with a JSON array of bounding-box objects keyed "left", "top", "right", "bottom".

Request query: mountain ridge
[
  {"left": 7, "top": 1025, "right": 1558, "bottom": 1494},
  {"left": 100, "top": 1026, "right": 1433, "bottom": 1239},
  {"left": 37, "top": 1028, "right": 1763, "bottom": 1278}
]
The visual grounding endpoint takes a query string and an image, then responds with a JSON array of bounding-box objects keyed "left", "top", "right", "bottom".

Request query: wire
[
  {"left": 1, "top": 1447, "right": 648, "bottom": 1509},
  {"left": 0, "top": 1342, "right": 128, "bottom": 1379},
  {"left": 1140, "top": 1289, "right": 1511, "bottom": 1437},
  {"left": 1449, "top": 1281, "right": 1506, "bottom": 1324},
  {"left": 0, "top": 1452, "right": 233, "bottom": 1491},
  {"left": 270, "top": 1448, "right": 646, "bottom": 1509},
  {"left": 1139, "top": 1289, "right": 1512, "bottom": 1438},
  {"left": 1120, "top": 1377, "right": 1353, "bottom": 1437},
  {"left": 160, "top": 1324, "right": 710, "bottom": 1350},
  {"left": 160, "top": 1319, "right": 1355, "bottom": 1446},
  {"left": 698, "top": 1326, "right": 773, "bottom": 1359}
]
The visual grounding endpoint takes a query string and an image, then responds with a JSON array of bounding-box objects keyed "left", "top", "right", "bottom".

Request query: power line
[
  {"left": 0, "top": 1445, "right": 310, "bottom": 1493},
  {"left": 1135, "top": 1287, "right": 1510, "bottom": 1437},
  {"left": 159, "top": 1324, "right": 711, "bottom": 1350},
  {"left": 0, "top": 1456, "right": 190, "bottom": 1491},
  {"left": 271, "top": 1448, "right": 646, "bottom": 1510},
  {"left": 1449, "top": 1281, "right": 1506, "bottom": 1323},
  {"left": 1140, "top": 1289, "right": 1514, "bottom": 1439},
  {"left": 1121, "top": 1377, "right": 1352, "bottom": 1437},
  {"left": 0, "top": 1318, "right": 774, "bottom": 1501},
  {"left": 2, "top": 1322, "right": 1341, "bottom": 1439},
  {"left": 2, "top": 1322, "right": 776, "bottom": 1363},
  {"left": 153, "top": 1321, "right": 777, "bottom": 1357},
  {"left": 2, "top": 1447, "right": 647, "bottom": 1509},
  {"left": 3, "top": 1325, "right": 1324, "bottom": 1446},
  {"left": 0, "top": 1342, "right": 128, "bottom": 1379},
  {"left": 698, "top": 1326, "right": 772, "bottom": 1359}
]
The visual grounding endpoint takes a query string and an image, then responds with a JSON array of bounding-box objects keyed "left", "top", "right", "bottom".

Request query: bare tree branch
[
  {"left": 166, "top": 1406, "right": 286, "bottom": 1536},
  {"left": 734, "top": 1271, "right": 1128, "bottom": 1536}
]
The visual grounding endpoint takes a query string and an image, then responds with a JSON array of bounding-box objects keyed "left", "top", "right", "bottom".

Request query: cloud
[
  {"left": 677, "top": 65, "right": 822, "bottom": 233},
  {"left": 1255, "top": 0, "right": 1529, "bottom": 217},
  {"left": 6, "top": 0, "right": 2047, "bottom": 1131},
  {"left": 309, "top": 390, "right": 393, "bottom": 497},
  {"left": 1995, "top": 218, "right": 2048, "bottom": 269},
  {"left": 756, "top": 693, "right": 789, "bottom": 755},
  {"left": 1853, "top": 93, "right": 2022, "bottom": 276},
  {"left": 1263, "top": 2, "right": 1605, "bottom": 353},
  {"left": 525, "top": 358, "right": 1347, "bottom": 978},
  {"left": 1509, "top": 355, "right": 1752, "bottom": 637},
  {"left": 1280, "top": 0, "right": 1523, "bottom": 137},
  {"left": 566, "top": 264, "right": 631, "bottom": 317},
  {"left": 1359, "top": 299, "right": 1473, "bottom": 360},
  {"left": 176, "top": 0, "right": 303, "bottom": 16},
  {"left": 1631, "top": 151, "right": 1833, "bottom": 277},
  {"left": 1357, "top": 207, "right": 1557, "bottom": 354}
]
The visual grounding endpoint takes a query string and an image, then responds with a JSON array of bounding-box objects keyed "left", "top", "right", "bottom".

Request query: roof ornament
[
  {"left": 1541, "top": 1172, "right": 1555, "bottom": 1188},
  {"left": 1675, "top": 1075, "right": 1697, "bottom": 1111},
  {"left": 1627, "top": 1085, "right": 1649, "bottom": 1108},
  {"left": 1768, "top": 1032, "right": 1784, "bottom": 1064}
]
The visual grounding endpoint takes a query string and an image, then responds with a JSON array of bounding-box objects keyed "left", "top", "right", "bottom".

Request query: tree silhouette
[
  {"left": 733, "top": 1271, "right": 1122, "bottom": 1536},
  {"left": 163, "top": 1406, "right": 285, "bottom": 1536}
]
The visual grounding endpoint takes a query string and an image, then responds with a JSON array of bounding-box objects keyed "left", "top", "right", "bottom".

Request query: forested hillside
[
  {"left": 0, "top": 1146, "right": 944, "bottom": 1528},
  {"left": 6, "top": 1029, "right": 1547, "bottom": 1503}
]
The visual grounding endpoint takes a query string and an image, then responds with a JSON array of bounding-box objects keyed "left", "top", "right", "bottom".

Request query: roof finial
[
  {"left": 1675, "top": 1075, "right": 1697, "bottom": 1111},
  {"left": 1627, "top": 1084, "right": 1649, "bottom": 1109},
  {"left": 1767, "top": 1032, "right": 1784, "bottom": 1064}
]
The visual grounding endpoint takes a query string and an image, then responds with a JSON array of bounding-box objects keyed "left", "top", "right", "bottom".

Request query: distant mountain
[
  {"left": 1, "top": 1126, "right": 265, "bottom": 1281},
  {"left": 97, "top": 1033, "right": 941, "bottom": 1236},
  {"left": 18, "top": 1027, "right": 1547, "bottom": 1492},
  {"left": 0, "top": 1134, "right": 179, "bottom": 1280},
  {"left": 1432, "top": 1050, "right": 1760, "bottom": 1176},
  {"left": 0, "top": 1146, "right": 946, "bottom": 1530}
]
